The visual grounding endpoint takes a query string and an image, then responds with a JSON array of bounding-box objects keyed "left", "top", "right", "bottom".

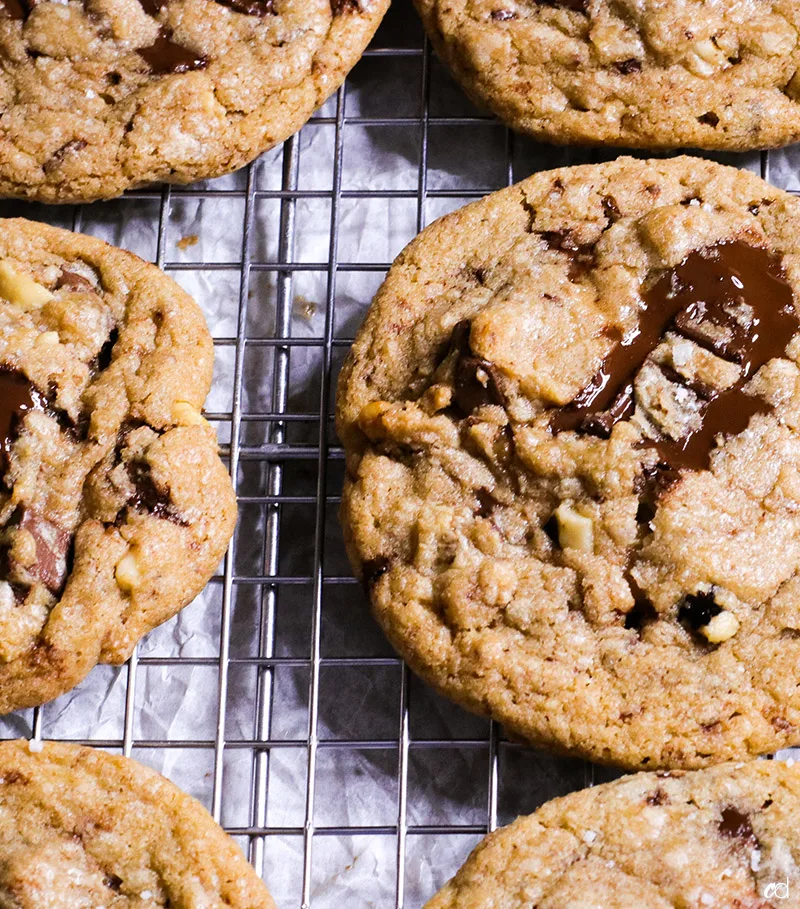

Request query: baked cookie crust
[
  {"left": 0, "top": 739, "right": 275, "bottom": 907},
  {"left": 0, "top": 218, "right": 236, "bottom": 714},
  {"left": 426, "top": 760, "right": 800, "bottom": 908},
  {"left": 0, "top": 0, "right": 389, "bottom": 202},
  {"left": 414, "top": 0, "right": 800, "bottom": 150},
  {"left": 338, "top": 156, "right": 800, "bottom": 770}
]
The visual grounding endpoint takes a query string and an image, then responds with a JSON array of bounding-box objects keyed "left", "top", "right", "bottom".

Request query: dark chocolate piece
[
  {"left": 0, "top": 370, "right": 46, "bottom": 473},
  {"left": 55, "top": 269, "right": 94, "bottom": 293},
  {"left": 138, "top": 29, "right": 207, "bottom": 75},
  {"left": 719, "top": 807, "right": 758, "bottom": 845},
  {"left": 126, "top": 461, "right": 186, "bottom": 525},
  {"left": 678, "top": 590, "right": 721, "bottom": 630},
  {"left": 0, "top": 0, "right": 26, "bottom": 19},
  {"left": 551, "top": 241, "right": 798, "bottom": 470},
  {"left": 16, "top": 507, "right": 71, "bottom": 594},
  {"left": 215, "top": 0, "right": 275, "bottom": 14},
  {"left": 362, "top": 556, "right": 390, "bottom": 591}
]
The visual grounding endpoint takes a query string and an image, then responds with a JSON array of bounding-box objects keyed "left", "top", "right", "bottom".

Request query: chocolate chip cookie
[
  {"left": 338, "top": 155, "right": 800, "bottom": 770},
  {"left": 425, "top": 759, "right": 800, "bottom": 908},
  {"left": 0, "top": 0, "right": 389, "bottom": 202},
  {"left": 0, "top": 218, "right": 236, "bottom": 714},
  {"left": 415, "top": 0, "right": 800, "bottom": 149},
  {"left": 0, "top": 739, "right": 275, "bottom": 907}
]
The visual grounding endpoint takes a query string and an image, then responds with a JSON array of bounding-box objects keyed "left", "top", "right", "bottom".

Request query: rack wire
[{"left": 0, "top": 3, "right": 796, "bottom": 907}]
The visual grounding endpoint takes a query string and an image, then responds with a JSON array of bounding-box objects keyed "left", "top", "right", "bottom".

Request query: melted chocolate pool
[{"left": 551, "top": 241, "right": 798, "bottom": 470}]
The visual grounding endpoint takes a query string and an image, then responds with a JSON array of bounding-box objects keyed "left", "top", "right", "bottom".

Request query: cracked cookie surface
[
  {"left": 0, "top": 0, "right": 388, "bottom": 202},
  {"left": 414, "top": 0, "right": 800, "bottom": 149},
  {"left": 0, "top": 218, "right": 236, "bottom": 714},
  {"left": 338, "top": 156, "right": 800, "bottom": 770},
  {"left": 0, "top": 739, "right": 275, "bottom": 908},
  {"left": 425, "top": 760, "right": 800, "bottom": 909}
]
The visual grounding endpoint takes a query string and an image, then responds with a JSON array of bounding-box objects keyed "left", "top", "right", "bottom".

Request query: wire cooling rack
[{"left": 1, "top": 3, "right": 799, "bottom": 908}]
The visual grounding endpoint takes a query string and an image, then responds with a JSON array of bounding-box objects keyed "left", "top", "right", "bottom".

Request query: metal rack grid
[{"left": 0, "top": 3, "right": 796, "bottom": 907}]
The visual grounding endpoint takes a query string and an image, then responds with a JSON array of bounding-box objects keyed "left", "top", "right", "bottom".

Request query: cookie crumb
[{"left": 176, "top": 235, "right": 198, "bottom": 251}]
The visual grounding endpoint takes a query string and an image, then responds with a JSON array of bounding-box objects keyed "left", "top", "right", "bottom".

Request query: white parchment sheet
[{"left": 0, "top": 4, "right": 799, "bottom": 907}]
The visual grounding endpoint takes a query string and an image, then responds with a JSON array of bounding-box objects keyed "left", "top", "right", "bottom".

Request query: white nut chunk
[
  {"left": 172, "top": 400, "right": 209, "bottom": 428},
  {"left": 701, "top": 610, "right": 740, "bottom": 644},
  {"left": 115, "top": 550, "right": 141, "bottom": 594},
  {"left": 0, "top": 261, "right": 54, "bottom": 310},
  {"left": 554, "top": 503, "right": 594, "bottom": 553}
]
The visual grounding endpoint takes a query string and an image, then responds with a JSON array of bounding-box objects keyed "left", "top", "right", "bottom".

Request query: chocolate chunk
[
  {"left": 614, "top": 59, "right": 641, "bottom": 74},
  {"left": 215, "top": 0, "right": 275, "bottom": 14},
  {"left": 0, "top": 370, "right": 47, "bottom": 475},
  {"left": 535, "top": 0, "right": 588, "bottom": 10},
  {"left": 15, "top": 507, "right": 71, "bottom": 594},
  {"left": 542, "top": 513, "right": 559, "bottom": 545},
  {"left": 678, "top": 590, "right": 721, "bottom": 631},
  {"left": 55, "top": 269, "right": 94, "bottom": 292},
  {"left": 0, "top": 0, "right": 26, "bottom": 19},
  {"left": 454, "top": 356, "right": 505, "bottom": 413},
  {"left": 138, "top": 0, "right": 164, "bottom": 14},
  {"left": 91, "top": 327, "right": 119, "bottom": 374},
  {"left": 698, "top": 111, "right": 720, "bottom": 127},
  {"left": 646, "top": 788, "right": 668, "bottom": 806},
  {"left": 362, "top": 556, "right": 390, "bottom": 591},
  {"left": 44, "top": 140, "right": 87, "bottom": 174},
  {"left": 331, "top": 0, "right": 361, "bottom": 12},
  {"left": 719, "top": 807, "right": 758, "bottom": 845},
  {"left": 634, "top": 460, "right": 681, "bottom": 524},
  {"left": 475, "top": 487, "right": 497, "bottom": 517},
  {"left": 550, "top": 241, "right": 798, "bottom": 471},
  {"left": 103, "top": 875, "right": 123, "bottom": 892},
  {"left": 126, "top": 461, "right": 186, "bottom": 525},
  {"left": 137, "top": 29, "right": 207, "bottom": 75},
  {"left": 601, "top": 195, "right": 621, "bottom": 221},
  {"left": 624, "top": 573, "right": 658, "bottom": 631},
  {"left": 539, "top": 229, "right": 596, "bottom": 279},
  {"left": 490, "top": 9, "right": 517, "bottom": 19}
]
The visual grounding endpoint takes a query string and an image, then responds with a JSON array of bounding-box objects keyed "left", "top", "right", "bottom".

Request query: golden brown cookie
[
  {"left": 414, "top": 0, "right": 800, "bottom": 150},
  {"left": 0, "top": 218, "right": 236, "bottom": 714},
  {"left": 338, "top": 155, "right": 800, "bottom": 770},
  {"left": 0, "top": 739, "right": 275, "bottom": 907},
  {"left": 426, "top": 760, "right": 800, "bottom": 908},
  {"left": 0, "top": 0, "right": 389, "bottom": 202}
]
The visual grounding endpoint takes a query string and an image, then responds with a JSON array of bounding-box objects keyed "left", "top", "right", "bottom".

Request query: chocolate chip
[
  {"left": 624, "top": 573, "right": 658, "bottom": 632},
  {"left": 138, "top": 0, "right": 164, "bottom": 14},
  {"left": 103, "top": 875, "right": 123, "bottom": 892},
  {"left": 475, "top": 487, "right": 497, "bottom": 517},
  {"left": 601, "top": 195, "right": 621, "bottom": 221},
  {"left": 215, "top": 0, "right": 275, "bottom": 14},
  {"left": 550, "top": 242, "right": 797, "bottom": 472},
  {"left": 0, "top": 0, "right": 26, "bottom": 19},
  {"left": 330, "top": 0, "right": 361, "bottom": 12},
  {"left": 91, "top": 327, "right": 119, "bottom": 374},
  {"left": 11, "top": 507, "right": 72, "bottom": 595},
  {"left": 125, "top": 461, "right": 186, "bottom": 525},
  {"left": 490, "top": 9, "right": 517, "bottom": 19},
  {"left": 678, "top": 590, "right": 721, "bottom": 631},
  {"left": 55, "top": 269, "right": 94, "bottom": 292},
  {"left": 614, "top": 58, "right": 641, "bottom": 74},
  {"left": 0, "top": 370, "right": 47, "bottom": 476},
  {"left": 646, "top": 788, "right": 668, "bottom": 806},
  {"left": 718, "top": 807, "right": 757, "bottom": 846},
  {"left": 362, "top": 556, "right": 390, "bottom": 591},
  {"left": 137, "top": 29, "right": 207, "bottom": 75},
  {"left": 454, "top": 356, "right": 504, "bottom": 413},
  {"left": 542, "top": 513, "right": 559, "bottom": 546},
  {"left": 698, "top": 111, "right": 720, "bottom": 127},
  {"left": 535, "top": 0, "right": 588, "bottom": 10},
  {"left": 44, "top": 140, "right": 87, "bottom": 174}
]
